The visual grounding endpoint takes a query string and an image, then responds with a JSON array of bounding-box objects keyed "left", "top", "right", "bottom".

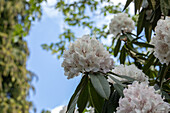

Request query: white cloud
[
  {"left": 41, "top": 0, "right": 134, "bottom": 19},
  {"left": 51, "top": 105, "right": 64, "bottom": 113},
  {"left": 41, "top": 0, "right": 80, "bottom": 18},
  {"left": 42, "top": 0, "right": 58, "bottom": 18}
]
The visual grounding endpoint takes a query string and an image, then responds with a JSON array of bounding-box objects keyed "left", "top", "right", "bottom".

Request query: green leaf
[
  {"left": 159, "top": 64, "right": 169, "bottom": 88},
  {"left": 137, "top": 9, "right": 146, "bottom": 36},
  {"left": 150, "top": 0, "right": 156, "bottom": 9},
  {"left": 163, "top": 0, "right": 170, "bottom": 5},
  {"left": 88, "top": 80, "right": 104, "bottom": 113},
  {"left": 114, "top": 39, "right": 121, "bottom": 57},
  {"left": 152, "top": 6, "right": 162, "bottom": 29},
  {"left": 125, "top": 33, "right": 133, "bottom": 41},
  {"left": 160, "top": 0, "right": 169, "bottom": 16},
  {"left": 109, "top": 72, "right": 135, "bottom": 82},
  {"left": 123, "top": 0, "right": 133, "bottom": 11},
  {"left": 67, "top": 75, "right": 88, "bottom": 113},
  {"left": 113, "top": 84, "right": 124, "bottom": 97},
  {"left": 120, "top": 46, "right": 126, "bottom": 64},
  {"left": 108, "top": 75, "right": 126, "bottom": 87},
  {"left": 134, "top": 0, "right": 143, "bottom": 14},
  {"left": 109, "top": 91, "right": 120, "bottom": 112},
  {"left": 145, "top": 21, "right": 152, "bottom": 42},
  {"left": 154, "top": 84, "right": 160, "bottom": 90},
  {"left": 77, "top": 82, "right": 89, "bottom": 113},
  {"left": 134, "top": 0, "right": 138, "bottom": 14},
  {"left": 102, "top": 91, "right": 120, "bottom": 113},
  {"left": 133, "top": 42, "right": 154, "bottom": 48},
  {"left": 143, "top": 53, "right": 155, "bottom": 73},
  {"left": 162, "top": 91, "right": 170, "bottom": 100},
  {"left": 90, "top": 73, "right": 110, "bottom": 100}
]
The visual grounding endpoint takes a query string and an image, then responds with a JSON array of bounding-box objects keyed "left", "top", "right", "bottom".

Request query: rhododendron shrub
[{"left": 59, "top": 0, "right": 170, "bottom": 113}]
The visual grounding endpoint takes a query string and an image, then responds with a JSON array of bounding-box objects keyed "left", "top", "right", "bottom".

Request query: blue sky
[
  {"left": 26, "top": 16, "right": 82, "bottom": 112},
  {"left": 25, "top": 0, "right": 134, "bottom": 112},
  {"left": 26, "top": 1, "right": 82, "bottom": 112}
]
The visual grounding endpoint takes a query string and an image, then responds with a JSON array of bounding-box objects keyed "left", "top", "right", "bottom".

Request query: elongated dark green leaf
[
  {"left": 126, "top": 43, "right": 147, "bottom": 56},
  {"left": 114, "top": 39, "right": 121, "bottom": 57},
  {"left": 67, "top": 75, "right": 88, "bottom": 113},
  {"left": 133, "top": 41, "right": 154, "bottom": 48},
  {"left": 163, "top": 0, "right": 170, "bottom": 6},
  {"left": 109, "top": 72, "right": 135, "bottom": 82},
  {"left": 134, "top": 0, "right": 138, "bottom": 14},
  {"left": 113, "top": 84, "right": 124, "bottom": 97},
  {"left": 125, "top": 33, "right": 133, "bottom": 41},
  {"left": 108, "top": 75, "right": 126, "bottom": 87},
  {"left": 102, "top": 91, "right": 120, "bottom": 113},
  {"left": 162, "top": 91, "right": 170, "bottom": 100},
  {"left": 159, "top": 64, "right": 169, "bottom": 88},
  {"left": 160, "top": 0, "right": 169, "bottom": 16},
  {"left": 145, "top": 21, "right": 152, "bottom": 42},
  {"left": 120, "top": 46, "right": 126, "bottom": 64},
  {"left": 134, "top": 0, "right": 143, "bottom": 14},
  {"left": 126, "top": 43, "right": 138, "bottom": 53},
  {"left": 154, "top": 84, "right": 160, "bottom": 90},
  {"left": 90, "top": 73, "right": 110, "bottom": 99},
  {"left": 118, "top": 75, "right": 135, "bottom": 82},
  {"left": 67, "top": 91, "right": 81, "bottom": 113},
  {"left": 88, "top": 81, "right": 104, "bottom": 113},
  {"left": 143, "top": 53, "right": 155, "bottom": 73},
  {"left": 150, "top": 0, "right": 156, "bottom": 9},
  {"left": 137, "top": 9, "right": 146, "bottom": 36},
  {"left": 123, "top": 0, "right": 133, "bottom": 11},
  {"left": 152, "top": 6, "right": 162, "bottom": 29},
  {"left": 108, "top": 91, "right": 120, "bottom": 112},
  {"left": 77, "top": 82, "right": 89, "bottom": 113}
]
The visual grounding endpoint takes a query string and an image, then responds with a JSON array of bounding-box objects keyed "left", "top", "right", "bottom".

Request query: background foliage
[{"left": 0, "top": 0, "right": 45, "bottom": 112}]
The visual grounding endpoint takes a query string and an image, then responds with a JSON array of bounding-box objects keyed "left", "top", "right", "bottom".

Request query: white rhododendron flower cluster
[
  {"left": 116, "top": 81, "right": 170, "bottom": 113},
  {"left": 150, "top": 18, "right": 170, "bottom": 65},
  {"left": 109, "top": 13, "right": 135, "bottom": 36},
  {"left": 62, "top": 35, "right": 114, "bottom": 79},
  {"left": 108, "top": 64, "right": 148, "bottom": 83}
]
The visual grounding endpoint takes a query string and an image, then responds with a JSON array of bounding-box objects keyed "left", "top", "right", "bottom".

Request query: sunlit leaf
[
  {"left": 102, "top": 91, "right": 120, "bottom": 113},
  {"left": 120, "top": 46, "right": 126, "bottom": 64},
  {"left": 77, "top": 82, "right": 89, "bottom": 113},
  {"left": 123, "top": 0, "right": 133, "bottom": 11},
  {"left": 114, "top": 39, "right": 121, "bottom": 57},
  {"left": 113, "top": 84, "right": 124, "bottom": 97},
  {"left": 137, "top": 9, "right": 146, "bottom": 36},
  {"left": 90, "top": 73, "right": 110, "bottom": 100},
  {"left": 88, "top": 80, "right": 104, "bottom": 113},
  {"left": 67, "top": 75, "right": 88, "bottom": 113}
]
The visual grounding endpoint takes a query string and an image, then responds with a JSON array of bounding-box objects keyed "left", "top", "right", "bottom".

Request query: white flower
[
  {"left": 150, "top": 18, "right": 170, "bottom": 65},
  {"left": 59, "top": 106, "right": 67, "bottom": 113},
  {"left": 116, "top": 81, "right": 170, "bottom": 113},
  {"left": 108, "top": 64, "right": 148, "bottom": 84},
  {"left": 109, "top": 13, "right": 135, "bottom": 36},
  {"left": 59, "top": 106, "right": 78, "bottom": 113},
  {"left": 62, "top": 35, "right": 114, "bottom": 79},
  {"left": 59, "top": 106, "right": 94, "bottom": 113}
]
